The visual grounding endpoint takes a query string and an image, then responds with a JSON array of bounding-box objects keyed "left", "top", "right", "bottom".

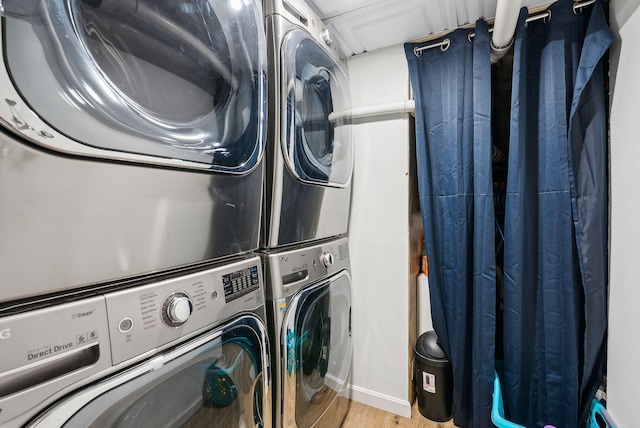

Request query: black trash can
[{"left": 414, "top": 331, "right": 453, "bottom": 422}]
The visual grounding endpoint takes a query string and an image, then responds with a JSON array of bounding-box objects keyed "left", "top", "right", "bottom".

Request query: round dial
[
  {"left": 162, "top": 292, "right": 193, "bottom": 327},
  {"left": 321, "top": 28, "right": 333, "bottom": 47},
  {"left": 321, "top": 252, "right": 335, "bottom": 268}
]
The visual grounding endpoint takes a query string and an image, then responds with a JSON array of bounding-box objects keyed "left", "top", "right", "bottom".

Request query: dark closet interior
[{"left": 491, "top": 50, "right": 513, "bottom": 362}]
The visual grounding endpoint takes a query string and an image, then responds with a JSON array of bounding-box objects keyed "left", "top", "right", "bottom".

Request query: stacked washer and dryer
[
  {"left": 0, "top": 1, "right": 272, "bottom": 427},
  {"left": 0, "top": 0, "right": 354, "bottom": 426},
  {"left": 261, "top": 0, "right": 355, "bottom": 427}
]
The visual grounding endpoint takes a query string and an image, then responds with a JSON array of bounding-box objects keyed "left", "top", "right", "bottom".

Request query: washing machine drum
[
  {"left": 300, "top": 302, "right": 331, "bottom": 378},
  {"left": 2, "top": 0, "right": 267, "bottom": 171},
  {"left": 282, "top": 270, "right": 353, "bottom": 428},
  {"left": 46, "top": 323, "right": 268, "bottom": 428}
]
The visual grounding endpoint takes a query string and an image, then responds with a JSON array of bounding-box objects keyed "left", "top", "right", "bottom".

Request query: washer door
[
  {"left": 282, "top": 271, "right": 352, "bottom": 428},
  {"left": 29, "top": 315, "right": 271, "bottom": 428},
  {"left": 282, "top": 29, "right": 353, "bottom": 186},
  {"left": 1, "top": 0, "right": 266, "bottom": 172}
]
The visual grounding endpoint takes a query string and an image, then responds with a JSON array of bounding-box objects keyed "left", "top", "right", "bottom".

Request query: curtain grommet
[
  {"left": 573, "top": 0, "right": 597, "bottom": 15},
  {"left": 413, "top": 38, "right": 450, "bottom": 56}
]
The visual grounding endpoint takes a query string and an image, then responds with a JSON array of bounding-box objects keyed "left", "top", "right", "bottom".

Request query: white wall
[
  {"left": 347, "top": 45, "right": 415, "bottom": 418},
  {"left": 607, "top": 0, "right": 640, "bottom": 426}
]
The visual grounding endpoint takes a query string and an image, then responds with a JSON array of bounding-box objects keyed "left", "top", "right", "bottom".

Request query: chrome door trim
[
  {"left": 0, "top": 1, "right": 267, "bottom": 174},
  {"left": 28, "top": 314, "right": 271, "bottom": 427},
  {"left": 280, "top": 269, "right": 352, "bottom": 427},
  {"left": 279, "top": 28, "right": 354, "bottom": 188}
]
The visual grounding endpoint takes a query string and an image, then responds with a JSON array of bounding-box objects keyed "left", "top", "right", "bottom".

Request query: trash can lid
[{"left": 415, "top": 331, "right": 448, "bottom": 360}]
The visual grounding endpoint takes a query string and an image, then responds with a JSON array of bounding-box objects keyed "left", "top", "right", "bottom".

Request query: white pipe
[
  {"left": 491, "top": 0, "right": 523, "bottom": 63},
  {"left": 329, "top": 100, "right": 415, "bottom": 122}
]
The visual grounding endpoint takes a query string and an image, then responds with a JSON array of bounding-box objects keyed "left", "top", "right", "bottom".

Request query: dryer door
[
  {"left": 282, "top": 270, "right": 352, "bottom": 428},
  {"left": 0, "top": 0, "right": 266, "bottom": 172},
  {"left": 282, "top": 29, "right": 353, "bottom": 186},
  {"left": 28, "top": 315, "right": 271, "bottom": 428}
]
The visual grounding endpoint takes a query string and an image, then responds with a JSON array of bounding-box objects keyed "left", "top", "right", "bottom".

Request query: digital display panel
[{"left": 222, "top": 265, "right": 259, "bottom": 303}]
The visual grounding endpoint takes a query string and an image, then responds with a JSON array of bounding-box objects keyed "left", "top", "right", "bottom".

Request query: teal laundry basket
[
  {"left": 586, "top": 398, "right": 617, "bottom": 428},
  {"left": 491, "top": 371, "right": 616, "bottom": 428},
  {"left": 491, "top": 371, "right": 528, "bottom": 428}
]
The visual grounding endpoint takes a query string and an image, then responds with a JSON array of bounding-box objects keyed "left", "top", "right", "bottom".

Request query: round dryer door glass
[
  {"left": 1, "top": 0, "right": 266, "bottom": 171},
  {"left": 282, "top": 29, "right": 353, "bottom": 186}
]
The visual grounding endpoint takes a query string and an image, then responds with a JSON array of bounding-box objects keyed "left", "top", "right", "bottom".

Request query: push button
[{"left": 118, "top": 317, "right": 134, "bottom": 333}]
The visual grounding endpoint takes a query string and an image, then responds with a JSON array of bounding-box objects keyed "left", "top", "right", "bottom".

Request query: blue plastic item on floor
[
  {"left": 492, "top": 371, "right": 616, "bottom": 428},
  {"left": 491, "top": 371, "right": 529, "bottom": 428},
  {"left": 586, "top": 398, "right": 616, "bottom": 428}
]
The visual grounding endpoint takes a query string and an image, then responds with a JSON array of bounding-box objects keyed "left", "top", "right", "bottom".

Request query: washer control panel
[
  {"left": 264, "top": 237, "right": 350, "bottom": 300},
  {"left": 276, "top": 0, "right": 344, "bottom": 60},
  {"left": 0, "top": 257, "right": 265, "bottom": 426},
  {"left": 105, "top": 257, "right": 264, "bottom": 365}
]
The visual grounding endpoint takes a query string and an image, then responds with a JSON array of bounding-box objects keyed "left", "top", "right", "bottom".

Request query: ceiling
[{"left": 306, "top": 0, "right": 553, "bottom": 56}]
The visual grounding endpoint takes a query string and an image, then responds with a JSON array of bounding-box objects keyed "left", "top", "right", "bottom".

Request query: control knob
[
  {"left": 162, "top": 292, "right": 193, "bottom": 327},
  {"left": 321, "top": 252, "right": 335, "bottom": 268},
  {"left": 321, "top": 28, "right": 333, "bottom": 47}
]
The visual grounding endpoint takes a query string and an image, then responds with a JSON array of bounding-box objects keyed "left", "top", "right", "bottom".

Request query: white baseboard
[
  {"left": 324, "top": 373, "right": 343, "bottom": 392},
  {"left": 347, "top": 384, "right": 412, "bottom": 418}
]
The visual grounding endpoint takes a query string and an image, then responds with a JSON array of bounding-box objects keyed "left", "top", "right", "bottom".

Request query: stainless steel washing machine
[
  {"left": 0, "top": 0, "right": 267, "bottom": 304},
  {"left": 262, "top": 237, "right": 352, "bottom": 428},
  {"left": 262, "top": 0, "right": 354, "bottom": 248},
  {"left": 0, "top": 256, "right": 271, "bottom": 428}
]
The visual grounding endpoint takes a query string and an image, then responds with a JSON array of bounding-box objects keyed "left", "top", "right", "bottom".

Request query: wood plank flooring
[{"left": 341, "top": 400, "right": 456, "bottom": 428}]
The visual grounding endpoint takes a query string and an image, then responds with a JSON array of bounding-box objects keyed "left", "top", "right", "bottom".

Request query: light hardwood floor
[{"left": 341, "top": 400, "right": 456, "bottom": 428}]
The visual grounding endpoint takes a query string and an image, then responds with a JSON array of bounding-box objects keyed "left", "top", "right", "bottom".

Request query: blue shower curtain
[
  {"left": 503, "top": 1, "right": 613, "bottom": 427},
  {"left": 405, "top": 20, "right": 496, "bottom": 428}
]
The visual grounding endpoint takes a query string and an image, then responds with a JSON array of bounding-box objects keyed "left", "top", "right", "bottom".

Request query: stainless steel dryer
[
  {"left": 262, "top": 0, "right": 354, "bottom": 248},
  {"left": 0, "top": 0, "right": 267, "bottom": 304},
  {"left": 0, "top": 256, "right": 271, "bottom": 428},
  {"left": 262, "top": 237, "right": 352, "bottom": 428}
]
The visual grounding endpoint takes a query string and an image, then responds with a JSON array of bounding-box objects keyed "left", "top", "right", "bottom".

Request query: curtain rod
[
  {"left": 413, "top": 0, "right": 597, "bottom": 58},
  {"left": 467, "top": 11, "right": 551, "bottom": 42}
]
